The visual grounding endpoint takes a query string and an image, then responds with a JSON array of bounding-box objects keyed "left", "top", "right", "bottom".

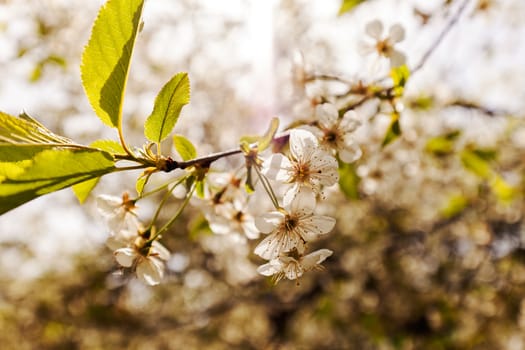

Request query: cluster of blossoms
[
  {"left": 97, "top": 101, "right": 361, "bottom": 285},
  {"left": 97, "top": 193, "right": 170, "bottom": 285},
  {"left": 252, "top": 103, "right": 362, "bottom": 283}
]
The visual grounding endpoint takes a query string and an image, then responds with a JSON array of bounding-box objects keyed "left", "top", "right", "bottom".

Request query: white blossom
[
  {"left": 206, "top": 199, "right": 259, "bottom": 239},
  {"left": 254, "top": 189, "right": 335, "bottom": 260},
  {"left": 262, "top": 129, "right": 339, "bottom": 203},
  {"left": 96, "top": 193, "right": 138, "bottom": 234},
  {"left": 257, "top": 248, "right": 333, "bottom": 283},
  {"left": 114, "top": 240, "right": 170, "bottom": 286},
  {"left": 359, "top": 19, "right": 406, "bottom": 68},
  {"left": 312, "top": 103, "right": 362, "bottom": 163}
]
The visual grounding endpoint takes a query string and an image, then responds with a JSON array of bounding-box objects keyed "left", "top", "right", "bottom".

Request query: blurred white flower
[
  {"left": 359, "top": 19, "right": 406, "bottom": 68},
  {"left": 207, "top": 199, "right": 260, "bottom": 239},
  {"left": 96, "top": 192, "right": 138, "bottom": 234},
  {"left": 262, "top": 129, "right": 339, "bottom": 203},
  {"left": 257, "top": 248, "right": 333, "bottom": 283},
  {"left": 254, "top": 189, "right": 335, "bottom": 260},
  {"left": 114, "top": 240, "right": 170, "bottom": 286},
  {"left": 312, "top": 103, "right": 362, "bottom": 163}
]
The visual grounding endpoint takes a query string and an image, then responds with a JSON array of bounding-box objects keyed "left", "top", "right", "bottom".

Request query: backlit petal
[{"left": 365, "top": 20, "right": 383, "bottom": 40}]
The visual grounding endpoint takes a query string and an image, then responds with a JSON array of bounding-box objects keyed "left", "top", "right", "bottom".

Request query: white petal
[
  {"left": 114, "top": 248, "right": 136, "bottom": 267},
  {"left": 288, "top": 187, "right": 316, "bottom": 214},
  {"left": 262, "top": 153, "right": 293, "bottom": 182},
  {"left": 389, "top": 24, "right": 405, "bottom": 43},
  {"left": 242, "top": 218, "right": 260, "bottom": 239},
  {"left": 152, "top": 241, "right": 170, "bottom": 261},
  {"left": 341, "top": 110, "right": 361, "bottom": 132},
  {"left": 96, "top": 194, "right": 122, "bottom": 216},
  {"left": 389, "top": 49, "right": 406, "bottom": 68},
  {"left": 301, "top": 249, "right": 333, "bottom": 270},
  {"left": 255, "top": 211, "right": 284, "bottom": 233},
  {"left": 309, "top": 150, "right": 339, "bottom": 186},
  {"left": 316, "top": 103, "right": 338, "bottom": 129},
  {"left": 358, "top": 40, "right": 377, "bottom": 56},
  {"left": 298, "top": 215, "right": 336, "bottom": 241},
  {"left": 254, "top": 230, "right": 304, "bottom": 260},
  {"left": 289, "top": 129, "right": 319, "bottom": 161},
  {"left": 283, "top": 260, "right": 303, "bottom": 280},
  {"left": 365, "top": 19, "right": 383, "bottom": 40},
  {"left": 257, "top": 260, "right": 281, "bottom": 276},
  {"left": 338, "top": 139, "right": 362, "bottom": 163},
  {"left": 136, "top": 257, "right": 164, "bottom": 285},
  {"left": 208, "top": 215, "right": 233, "bottom": 235}
]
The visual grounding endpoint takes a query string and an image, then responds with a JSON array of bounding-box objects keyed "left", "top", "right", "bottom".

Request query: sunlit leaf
[
  {"left": 239, "top": 117, "right": 279, "bottom": 151},
  {"left": 382, "top": 112, "right": 401, "bottom": 147},
  {"left": 390, "top": 64, "right": 410, "bottom": 97},
  {"left": 0, "top": 149, "right": 116, "bottom": 214},
  {"left": 144, "top": 73, "right": 190, "bottom": 142},
  {"left": 338, "top": 0, "right": 366, "bottom": 15},
  {"left": 81, "top": 0, "right": 145, "bottom": 128},
  {"left": 71, "top": 140, "right": 124, "bottom": 204},
  {"left": 173, "top": 134, "right": 196, "bottom": 161}
]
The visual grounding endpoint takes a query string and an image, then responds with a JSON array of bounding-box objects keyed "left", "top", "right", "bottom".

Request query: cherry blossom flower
[
  {"left": 254, "top": 189, "right": 335, "bottom": 260},
  {"left": 359, "top": 19, "right": 406, "bottom": 68},
  {"left": 97, "top": 192, "right": 138, "bottom": 234},
  {"left": 262, "top": 129, "right": 339, "bottom": 203},
  {"left": 311, "top": 103, "right": 362, "bottom": 163},
  {"left": 206, "top": 199, "right": 260, "bottom": 239},
  {"left": 257, "top": 248, "right": 333, "bottom": 283},
  {"left": 114, "top": 239, "right": 170, "bottom": 286}
]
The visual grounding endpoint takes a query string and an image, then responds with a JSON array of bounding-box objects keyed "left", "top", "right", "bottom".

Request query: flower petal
[
  {"left": 136, "top": 257, "right": 164, "bottom": 285},
  {"left": 389, "top": 49, "right": 406, "bottom": 68},
  {"left": 262, "top": 153, "right": 293, "bottom": 182},
  {"left": 365, "top": 20, "right": 383, "bottom": 40},
  {"left": 96, "top": 194, "right": 122, "bottom": 216},
  {"left": 114, "top": 248, "right": 136, "bottom": 267},
  {"left": 338, "top": 139, "right": 362, "bottom": 163},
  {"left": 255, "top": 211, "right": 285, "bottom": 233},
  {"left": 152, "top": 241, "right": 171, "bottom": 261},
  {"left": 289, "top": 129, "right": 319, "bottom": 161},
  {"left": 254, "top": 230, "right": 304, "bottom": 260},
  {"left": 298, "top": 215, "right": 336, "bottom": 241},
  {"left": 316, "top": 103, "right": 338, "bottom": 129},
  {"left": 257, "top": 260, "right": 281, "bottom": 276},
  {"left": 300, "top": 249, "right": 333, "bottom": 270},
  {"left": 288, "top": 186, "right": 316, "bottom": 214},
  {"left": 389, "top": 24, "right": 405, "bottom": 43}
]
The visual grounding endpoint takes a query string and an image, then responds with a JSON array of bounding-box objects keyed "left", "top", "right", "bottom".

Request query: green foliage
[
  {"left": 0, "top": 149, "right": 115, "bottom": 214},
  {"left": 382, "top": 112, "right": 401, "bottom": 147},
  {"left": 30, "top": 55, "right": 67, "bottom": 82},
  {"left": 239, "top": 117, "right": 279, "bottom": 152},
  {"left": 144, "top": 73, "right": 191, "bottom": 142},
  {"left": 440, "top": 193, "right": 468, "bottom": 218},
  {"left": 81, "top": 0, "right": 145, "bottom": 128},
  {"left": 71, "top": 140, "right": 124, "bottom": 203},
  {"left": 460, "top": 149, "right": 491, "bottom": 178},
  {"left": 338, "top": 161, "right": 360, "bottom": 199},
  {"left": 390, "top": 65, "right": 410, "bottom": 97},
  {"left": 338, "top": 0, "right": 367, "bottom": 15},
  {"left": 0, "top": 112, "right": 116, "bottom": 213},
  {"left": 173, "top": 134, "right": 197, "bottom": 161},
  {"left": 425, "top": 130, "right": 461, "bottom": 156}
]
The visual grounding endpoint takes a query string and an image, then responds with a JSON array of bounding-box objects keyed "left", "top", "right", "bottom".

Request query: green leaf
[
  {"left": 239, "top": 117, "right": 279, "bottom": 152},
  {"left": 72, "top": 178, "right": 100, "bottom": 204},
  {"left": 382, "top": 112, "right": 401, "bottom": 147},
  {"left": 440, "top": 194, "right": 468, "bottom": 218},
  {"left": 460, "top": 150, "right": 491, "bottom": 178},
  {"left": 71, "top": 140, "right": 124, "bottom": 204},
  {"left": 81, "top": 0, "right": 145, "bottom": 128},
  {"left": 425, "top": 131, "right": 461, "bottom": 156},
  {"left": 338, "top": 161, "right": 360, "bottom": 200},
  {"left": 173, "top": 134, "right": 197, "bottom": 161},
  {"left": 490, "top": 175, "right": 516, "bottom": 203},
  {"left": 0, "top": 149, "right": 116, "bottom": 214},
  {"left": 135, "top": 172, "right": 150, "bottom": 196},
  {"left": 144, "top": 73, "right": 190, "bottom": 142},
  {"left": 390, "top": 64, "right": 410, "bottom": 97},
  {"left": 338, "top": 0, "right": 366, "bottom": 15}
]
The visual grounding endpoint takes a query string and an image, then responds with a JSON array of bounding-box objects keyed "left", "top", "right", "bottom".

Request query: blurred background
[{"left": 1, "top": 0, "right": 525, "bottom": 348}]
